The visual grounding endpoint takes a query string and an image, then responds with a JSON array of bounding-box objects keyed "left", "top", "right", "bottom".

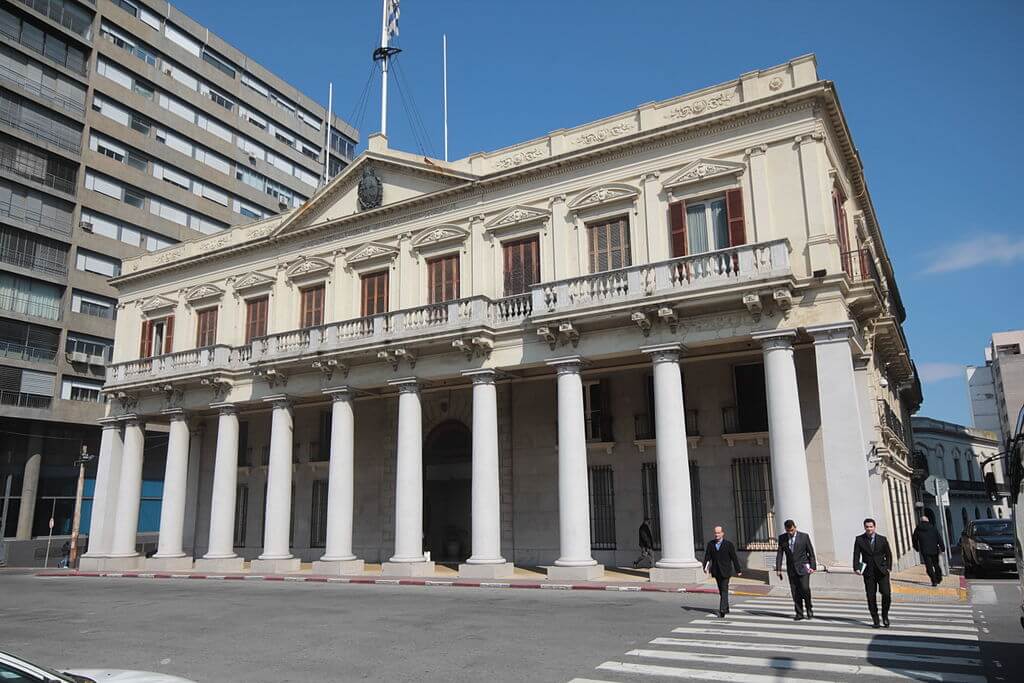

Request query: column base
[
  {"left": 250, "top": 557, "right": 301, "bottom": 574},
  {"left": 78, "top": 555, "right": 107, "bottom": 571},
  {"left": 380, "top": 561, "right": 435, "bottom": 577},
  {"left": 102, "top": 555, "right": 142, "bottom": 571},
  {"left": 311, "top": 559, "right": 365, "bottom": 575},
  {"left": 547, "top": 564, "right": 604, "bottom": 581},
  {"left": 145, "top": 556, "right": 194, "bottom": 571},
  {"left": 649, "top": 566, "right": 704, "bottom": 584},
  {"left": 194, "top": 556, "right": 246, "bottom": 573},
  {"left": 458, "top": 562, "right": 514, "bottom": 579}
]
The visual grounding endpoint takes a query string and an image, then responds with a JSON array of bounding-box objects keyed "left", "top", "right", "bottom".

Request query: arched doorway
[{"left": 423, "top": 420, "right": 472, "bottom": 563}]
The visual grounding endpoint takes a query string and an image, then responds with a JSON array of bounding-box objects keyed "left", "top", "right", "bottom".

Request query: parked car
[
  {"left": 0, "top": 651, "right": 196, "bottom": 683},
  {"left": 961, "top": 518, "right": 1018, "bottom": 577}
]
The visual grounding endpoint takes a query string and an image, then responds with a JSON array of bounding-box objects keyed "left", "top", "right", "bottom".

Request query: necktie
[
  {"left": 870, "top": 535, "right": 875, "bottom": 548},
  {"left": 789, "top": 535, "right": 794, "bottom": 550}
]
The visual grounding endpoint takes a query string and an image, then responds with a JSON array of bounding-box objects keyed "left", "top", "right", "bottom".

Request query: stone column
[
  {"left": 107, "top": 417, "right": 145, "bottom": 569},
  {"left": 15, "top": 451, "right": 41, "bottom": 540},
  {"left": 148, "top": 409, "right": 193, "bottom": 570},
  {"left": 181, "top": 424, "right": 204, "bottom": 557},
  {"left": 313, "top": 388, "right": 364, "bottom": 575},
  {"left": 196, "top": 404, "right": 244, "bottom": 571},
  {"left": 253, "top": 395, "right": 300, "bottom": 573},
  {"left": 459, "top": 370, "right": 513, "bottom": 578},
  {"left": 808, "top": 322, "right": 873, "bottom": 569},
  {"left": 81, "top": 418, "right": 124, "bottom": 569},
  {"left": 643, "top": 344, "right": 703, "bottom": 583},
  {"left": 546, "top": 357, "right": 603, "bottom": 580},
  {"left": 752, "top": 331, "right": 815, "bottom": 542},
  {"left": 382, "top": 378, "right": 434, "bottom": 576}
]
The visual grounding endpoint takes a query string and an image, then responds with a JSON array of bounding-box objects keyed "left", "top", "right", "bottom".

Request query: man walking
[
  {"left": 912, "top": 515, "right": 945, "bottom": 586},
  {"left": 775, "top": 519, "right": 816, "bottom": 620},
  {"left": 704, "top": 526, "right": 742, "bottom": 618},
  {"left": 633, "top": 517, "right": 654, "bottom": 568},
  {"left": 853, "top": 517, "right": 893, "bottom": 628}
]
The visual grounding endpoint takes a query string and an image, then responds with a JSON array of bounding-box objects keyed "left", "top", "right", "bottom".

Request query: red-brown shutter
[
  {"left": 139, "top": 320, "right": 152, "bottom": 358},
  {"left": 669, "top": 201, "right": 687, "bottom": 257},
  {"left": 725, "top": 188, "right": 746, "bottom": 247},
  {"left": 163, "top": 315, "right": 174, "bottom": 354}
]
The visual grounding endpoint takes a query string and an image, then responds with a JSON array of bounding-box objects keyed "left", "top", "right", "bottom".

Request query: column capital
[
  {"left": 161, "top": 408, "right": 188, "bottom": 421},
  {"left": 323, "top": 386, "right": 354, "bottom": 400},
  {"left": 461, "top": 368, "right": 497, "bottom": 385},
  {"left": 262, "top": 394, "right": 292, "bottom": 408},
  {"left": 210, "top": 402, "right": 237, "bottom": 415},
  {"left": 745, "top": 143, "right": 768, "bottom": 157},
  {"left": 97, "top": 417, "right": 121, "bottom": 430},
  {"left": 387, "top": 377, "right": 420, "bottom": 394},
  {"left": 641, "top": 343, "right": 686, "bottom": 363},
  {"left": 546, "top": 355, "right": 586, "bottom": 375},
  {"left": 751, "top": 329, "right": 798, "bottom": 351},
  {"left": 805, "top": 322, "right": 865, "bottom": 353},
  {"left": 119, "top": 413, "right": 144, "bottom": 428}
]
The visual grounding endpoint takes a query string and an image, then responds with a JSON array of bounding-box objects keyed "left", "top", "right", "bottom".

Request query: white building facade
[{"left": 83, "top": 55, "right": 922, "bottom": 581}]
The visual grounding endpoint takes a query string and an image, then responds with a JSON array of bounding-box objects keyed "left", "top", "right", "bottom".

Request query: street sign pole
[{"left": 43, "top": 514, "right": 54, "bottom": 568}]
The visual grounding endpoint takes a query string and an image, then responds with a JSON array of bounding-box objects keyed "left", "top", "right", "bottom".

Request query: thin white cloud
[
  {"left": 922, "top": 232, "right": 1024, "bottom": 274},
  {"left": 918, "top": 362, "right": 964, "bottom": 384}
]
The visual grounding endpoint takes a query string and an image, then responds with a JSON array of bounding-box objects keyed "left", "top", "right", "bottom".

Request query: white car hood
[{"left": 63, "top": 669, "right": 197, "bottom": 683}]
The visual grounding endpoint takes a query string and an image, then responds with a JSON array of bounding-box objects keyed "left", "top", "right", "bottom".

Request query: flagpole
[
  {"left": 379, "top": 0, "right": 389, "bottom": 137},
  {"left": 443, "top": 34, "right": 448, "bottom": 162},
  {"left": 323, "top": 81, "right": 333, "bottom": 186}
]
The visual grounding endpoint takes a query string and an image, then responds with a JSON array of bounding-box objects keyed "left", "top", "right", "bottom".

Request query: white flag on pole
[{"left": 386, "top": 0, "right": 400, "bottom": 38}]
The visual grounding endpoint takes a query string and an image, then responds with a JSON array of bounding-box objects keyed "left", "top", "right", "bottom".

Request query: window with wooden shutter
[
  {"left": 669, "top": 201, "right": 687, "bottom": 257},
  {"left": 502, "top": 236, "right": 540, "bottom": 295},
  {"left": 139, "top": 319, "right": 152, "bottom": 358},
  {"left": 139, "top": 316, "right": 173, "bottom": 357},
  {"left": 427, "top": 253, "right": 460, "bottom": 304},
  {"left": 244, "top": 296, "right": 268, "bottom": 343},
  {"left": 587, "top": 215, "right": 631, "bottom": 273},
  {"left": 195, "top": 307, "right": 217, "bottom": 347},
  {"left": 725, "top": 188, "right": 746, "bottom": 246},
  {"left": 163, "top": 316, "right": 174, "bottom": 354},
  {"left": 832, "top": 186, "right": 851, "bottom": 253},
  {"left": 299, "top": 284, "right": 324, "bottom": 328},
  {"left": 361, "top": 270, "right": 388, "bottom": 316}
]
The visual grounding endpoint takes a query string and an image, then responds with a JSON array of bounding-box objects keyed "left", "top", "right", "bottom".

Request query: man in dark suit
[
  {"left": 633, "top": 517, "right": 655, "bottom": 568},
  {"left": 853, "top": 517, "right": 893, "bottom": 628},
  {"left": 703, "top": 525, "right": 742, "bottom": 617},
  {"left": 775, "top": 519, "right": 816, "bottom": 620},
  {"left": 912, "top": 515, "right": 945, "bottom": 586}
]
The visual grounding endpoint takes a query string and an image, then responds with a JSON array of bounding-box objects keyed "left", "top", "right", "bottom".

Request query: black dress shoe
[
  {"left": 794, "top": 614, "right": 804, "bottom": 621},
  {"left": 871, "top": 621, "right": 881, "bottom": 629},
  {"left": 806, "top": 609, "right": 814, "bottom": 620},
  {"left": 718, "top": 611, "right": 726, "bottom": 618},
  {"left": 882, "top": 617, "right": 890, "bottom": 628}
]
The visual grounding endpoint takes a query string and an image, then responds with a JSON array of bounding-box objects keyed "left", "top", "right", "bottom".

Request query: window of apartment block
[
  {"left": 139, "top": 316, "right": 174, "bottom": 357},
  {"left": 361, "top": 271, "right": 388, "bottom": 317},
  {"left": 730, "top": 363, "right": 768, "bottom": 433},
  {"left": 244, "top": 296, "right": 268, "bottom": 343},
  {"left": 233, "top": 484, "right": 248, "bottom": 547},
  {"left": 195, "top": 307, "right": 218, "bottom": 347},
  {"left": 587, "top": 215, "right": 631, "bottom": 272},
  {"left": 75, "top": 249, "right": 121, "bottom": 277},
  {"left": 588, "top": 465, "right": 616, "bottom": 550},
  {"left": 299, "top": 284, "right": 325, "bottom": 328},
  {"left": 641, "top": 461, "right": 703, "bottom": 551},
  {"left": 0, "top": 319, "right": 60, "bottom": 360},
  {"left": 1, "top": 273, "right": 62, "bottom": 320},
  {"left": 583, "top": 379, "right": 612, "bottom": 442},
  {"left": 427, "top": 253, "right": 459, "bottom": 304},
  {"left": 61, "top": 377, "right": 105, "bottom": 403},
  {"left": 310, "top": 479, "right": 328, "bottom": 548},
  {"left": 502, "top": 236, "right": 540, "bottom": 296},
  {"left": 65, "top": 333, "right": 112, "bottom": 362},
  {"left": 668, "top": 188, "right": 746, "bottom": 257},
  {"left": 731, "top": 456, "right": 775, "bottom": 549},
  {"left": 71, "top": 291, "right": 116, "bottom": 320}
]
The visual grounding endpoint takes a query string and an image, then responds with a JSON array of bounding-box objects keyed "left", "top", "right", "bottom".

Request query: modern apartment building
[
  {"left": 0, "top": 0, "right": 357, "bottom": 561},
  {"left": 968, "top": 331, "right": 1024, "bottom": 446}
]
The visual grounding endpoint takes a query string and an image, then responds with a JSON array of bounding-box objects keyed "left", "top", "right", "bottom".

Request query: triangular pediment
[
  {"left": 233, "top": 271, "right": 275, "bottom": 292},
  {"left": 568, "top": 183, "right": 640, "bottom": 210},
  {"left": 485, "top": 205, "right": 551, "bottom": 231},
  {"left": 184, "top": 283, "right": 224, "bottom": 302},
  {"left": 285, "top": 256, "right": 333, "bottom": 280},
  {"left": 663, "top": 158, "right": 745, "bottom": 189},
  {"left": 140, "top": 295, "right": 176, "bottom": 312},
  {"left": 346, "top": 241, "right": 399, "bottom": 265},
  {"left": 410, "top": 224, "right": 469, "bottom": 251},
  {"left": 271, "top": 151, "right": 476, "bottom": 239}
]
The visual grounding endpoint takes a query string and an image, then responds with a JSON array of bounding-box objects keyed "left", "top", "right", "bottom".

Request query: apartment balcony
[
  {"left": 0, "top": 243, "right": 67, "bottom": 276},
  {"left": 0, "top": 196, "right": 73, "bottom": 239},
  {"left": 0, "top": 152, "right": 77, "bottom": 195},
  {"left": 0, "top": 389, "right": 51, "bottom": 409},
  {"left": 0, "top": 64, "right": 86, "bottom": 118},
  {"left": 0, "top": 340, "right": 58, "bottom": 363},
  {"left": 104, "top": 240, "right": 794, "bottom": 391}
]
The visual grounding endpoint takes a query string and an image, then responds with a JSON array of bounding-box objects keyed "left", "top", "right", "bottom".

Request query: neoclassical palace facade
[{"left": 82, "top": 55, "right": 922, "bottom": 581}]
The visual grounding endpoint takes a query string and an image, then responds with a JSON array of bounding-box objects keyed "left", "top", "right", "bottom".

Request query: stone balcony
[{"left": 104, "top": 239, "right": 792, "bottom": 391}]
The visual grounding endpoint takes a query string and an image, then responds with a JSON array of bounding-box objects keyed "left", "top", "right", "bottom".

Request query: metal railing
[
  {"left": 65, "top": 338, "right": 112, "bottom": 363},
  {"left": 0, "top": 153, "right": 77, "bottom": 194},
  {"left": 0, "top": 244, "right": 67, "bottom": 276},
  {"left": 0, "top": 108, "right": 83, "bottom": 156},
  {"left": 879, "top": 400, "right": 911, "bottom": 446},
  {"left": 0, "top": 389, "right": 51, "bottom": 408},
  {"left": 0, "top": 292, "right": 61, "bottom": 320},
  {"left": 15, "top": 0, "right": 94, "bottom": 40},
  {"left": 0, "top": 63, "right": 86, "bottom": 116},
  {"left": 0, "top": 197, "right": 73, "bottom": 238},
  {"left": 0, "top": 340, "right": 58, "bottom": 362},
  {"left": 841, "top": 248, "right": 881, "bottom": 286}
]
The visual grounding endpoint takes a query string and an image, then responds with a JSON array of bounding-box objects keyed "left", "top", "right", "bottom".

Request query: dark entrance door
[{"left": 423, "top": 420, "right": 472, "bottom": 563}]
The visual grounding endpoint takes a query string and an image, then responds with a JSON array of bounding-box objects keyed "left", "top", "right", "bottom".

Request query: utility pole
[{"left": 69, "top": 444, "right": 95, "bottom": 569}]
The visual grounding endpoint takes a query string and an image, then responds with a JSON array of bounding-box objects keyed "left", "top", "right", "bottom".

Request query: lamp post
[{"left": 69, "top": 445, "right": 95, "bottom": 569}]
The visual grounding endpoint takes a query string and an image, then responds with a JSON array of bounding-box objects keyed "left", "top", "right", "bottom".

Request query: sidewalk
[{"left": 34, "top": 562, "right": 967, "bottom": 602}]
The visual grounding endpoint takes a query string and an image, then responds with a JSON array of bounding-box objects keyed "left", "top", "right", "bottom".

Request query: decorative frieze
[
  {"left": 571, "top": 120, "right": 635, "bottom": 147},
  {"left": 492, "top": 146, "right": 547, "bottom": 170},
  {"left": 664, "top": 90, "right": 735, "bottom": 121}
]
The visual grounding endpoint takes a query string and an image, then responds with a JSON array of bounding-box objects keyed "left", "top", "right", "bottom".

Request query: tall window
[
  {"left": 588, "top": 465, "right": 616, "bottom": 550},
  {"left": 361, "top": 270, "right": 388, "bottom": 316},
  {"left": 310, "top": 479, "right": 328, "bottom": 548},
  {"left": 832, "top": 185, "right": 851, "bottom": 254},
  {"left": 195, "top": 307, "right": 217, "bottom": 347},
  {"left": 587, "top": 215, "right": 631, "bottom": 272},
  {"left": 502, "top": 236, "right": 540, "bottom": 296},
  {"left": 233, "top": 484, "right": 248, "bottom": 547},
  {"left": 731, "top": 457, "right": 775, "bottom": 549},
  {"left": 244, "top": 296, "right": 268, "bottom": 343},
  {"left": 668, "top": 188, "right": 746, "bottom": 257},
  {"left": 139, "top": 316, "right": 173, "bottom": 357},
  {"left": 427, "top": 253, "right": 460, "bottom": 304},
  {"left": 642, "top": 461, "right": 703, "bottom": 550},
  {"left": 732, "top": 363, "right": 768, "bottom": 432},
  {"left": 583, "top": 379, "right": 612, "bottom": 442},
  {"left": 299, "top": 284, "right": 324, "bottom": 328},
  {"left": 954, "top": 457, "right": 962, "bottom": 481}
]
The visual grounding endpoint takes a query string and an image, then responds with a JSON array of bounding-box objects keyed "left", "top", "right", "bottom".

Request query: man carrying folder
[
  {"left": 775, "top": 519, "right": 816, "bottom": 620},
  {"left": 853, "top": 517, "right": 893, "bottom": 628}
]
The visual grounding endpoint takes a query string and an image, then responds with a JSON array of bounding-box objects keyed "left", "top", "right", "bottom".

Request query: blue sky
[{"left": 175, "top": 0, "right": 1023, "bottom": 424}]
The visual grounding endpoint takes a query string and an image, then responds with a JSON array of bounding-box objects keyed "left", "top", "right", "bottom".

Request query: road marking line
[
  {"left": 624, "top": 649, "right": 986, "bottom": 682},
  {"left": 692, "top": 619, "right": 978, "bottom": 640},
  {"left": 741, "top": 600, "right": 973, "bottom": 615},
  {"left": 597, "top": 660, "right": 834, "bottom": 682},
  {"left": 668, "top": 627, "right": 979, "bottom": 651},
  {"left": 744, "top": 598, "right": 972, "bottom": 612},
  {"left": 647, "top": 637, "right": 980, "bottom": 667},
  {"left": 721, "top": 608, "right": 975, "bottom": 624},
  {"left": 706, "top": 613, "right": 976, "bottom": 632}
]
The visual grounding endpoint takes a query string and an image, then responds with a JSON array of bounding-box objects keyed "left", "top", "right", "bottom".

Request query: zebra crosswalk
[{"left": 569, "top": 595, "right": 983, "bottom": 682}]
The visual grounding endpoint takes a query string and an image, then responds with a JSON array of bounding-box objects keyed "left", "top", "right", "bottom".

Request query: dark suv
[{"left": 961, "top": 519, "right": 1017, "bottom": 577}]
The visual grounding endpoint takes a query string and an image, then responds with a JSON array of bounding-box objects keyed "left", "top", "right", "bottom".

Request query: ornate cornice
[
  {"left": 345, "top": 241, "right": 400, "bottom": 265},
  {"left": 484, "top": 205, "right": 551, "bottom": 231},
  {"left": 285, "top": 256, "right": 332, "bottom": 281},
  {"left": 662, "top": 158, "right": 745, "bottom": 190},
  {"left": 409, "top": 224, "right": 469, "bottom": 251},
  {"left": 140, "top": 295, "right": 176, "bottom": 313},
  {"left": 232, "top": 271, "right": 275, "bottom": 292},
  {"left": 567, "top": 183, "right": 639, "bottom": 210},
  {"left": 184, "top": 283, "right": 224, "bottom": 304}
]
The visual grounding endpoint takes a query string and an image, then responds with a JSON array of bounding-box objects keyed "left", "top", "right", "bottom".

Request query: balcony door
[
  {"left": 427, "top": 253, "right": 460, "bottom": 304},
  {"left": 140, "top": 316, "right": 173, "bottom": 357},
  {"left": 502, "top": 236, "right": 540, "bottom": 296},
  {"left": 587, "top": 216, "right": 631, "bottom": 273},
  {"left": 361, "top": 270, "right": 388, "bottom": 316}
]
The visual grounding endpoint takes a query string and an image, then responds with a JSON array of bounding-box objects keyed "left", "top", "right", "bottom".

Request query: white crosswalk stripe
[{"left": 570, "top": 594, "right": 982, "bottom": 682}]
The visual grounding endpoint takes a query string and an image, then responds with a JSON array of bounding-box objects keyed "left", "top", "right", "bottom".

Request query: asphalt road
[
  {"left": 969, "top": 572, "right": 1024, "bottom": 683},
  {"left": 0, "top": 573, "right": 716, "bottom": 683}
]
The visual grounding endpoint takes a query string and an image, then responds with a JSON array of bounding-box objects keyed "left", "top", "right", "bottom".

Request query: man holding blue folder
[{"left": 853, "top": 517, "right": 893, "bottom": 628}]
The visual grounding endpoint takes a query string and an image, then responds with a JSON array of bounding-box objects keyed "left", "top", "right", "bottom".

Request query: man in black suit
[
  {"left": 912, "top": 515, "right": 945, "bottom": 586},
  {"left": 853, "top": 517, "right": 894, "bottom": 628},
  {"left": 775, "top": 519, "right": 816, "bottom": 620},
  {"left": 703, "top": 525, "right": 742, "bottom": 617}
]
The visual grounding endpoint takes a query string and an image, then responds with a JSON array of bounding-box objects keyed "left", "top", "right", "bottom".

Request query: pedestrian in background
[
  {"left": 775, "top": 519, "right": 816, "bottom": 620},
  {"left": 704, "top": 525, "right": 742, "bottom": 618},
  {"left": 633, "top": 517, "right": 654, "bottom": 568},
  {"left": 853, "top": 517, "right": 893, "bottom": 628},
  {"left": 912, "top": 515, "right": 945, "bottom": 586}
]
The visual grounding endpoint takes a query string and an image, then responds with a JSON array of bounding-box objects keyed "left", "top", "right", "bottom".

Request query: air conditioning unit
[
  {"left": 79, "top": 221, "right": 93, "bottom": 232},
  {"left": 67, "top": 351, "right": 89, "bottom": 364},
  {"left": 248, "top": 154, "right": 257, "bottom": 164},
  {"left": 278, "top": 200, "right": 288, "bottom": 209}
]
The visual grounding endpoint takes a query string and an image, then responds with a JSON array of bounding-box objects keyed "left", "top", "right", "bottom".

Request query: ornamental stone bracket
[
  {"left": 254, "top": 367, "right": 288, "bottom": 387},
  {"left": 378, "top": 347, "right": 416, "bottom": 371},
  {"left": 662, "top": 158, "right": 745, "bottom": 192},
  {"left": 742, "top": 287, "right": 794, "bottom": 323},
  {"left": 152, "top": 382, "right": 183, "bottom": 408},
  {"left": 114, "top": 391, "right": 138, "bottom": 412},
  {"left": 631, "top": 310, "right": 653, "bottom": 337},
  {"left": 536, "top": 321, "right": 580, "bottom": 350},
  {"left": 200, "top": 376, "right": 232, "bottom": 401},
  {"left": 312, "top": 358, "right": 348, "bottom": 382},
  {"left": 451, "top": 336, "right": 494, "bottom": 359}
]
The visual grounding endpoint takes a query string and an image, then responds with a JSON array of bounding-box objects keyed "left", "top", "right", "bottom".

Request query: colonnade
[{"left": 83, "top": 326, "right": 866, "bottom": 576}]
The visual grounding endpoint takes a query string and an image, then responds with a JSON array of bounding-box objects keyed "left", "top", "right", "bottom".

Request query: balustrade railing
[
  {"left": 0, "top": 244, "right": 67, "bottom": 276},
  {"left": 0, "top": 340, "right": 58, "bottom": 362},
  {"left": 106, "top": 345, "right": 240, "bottom": 383},
  {"left": 879, "top": 400, "right": 911, "bottom": 446},
  {"left": 0, "top": 197, "right": 73, "bottom": 238},
  {"left": 0, "top": 64, "right": 86, "bottom": 116},
  {"left": 0, "top": 390, "right": 51, "bottom": 409},
  {"left": 841, "top": 248, "right": 881, "bottom": 287}
]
